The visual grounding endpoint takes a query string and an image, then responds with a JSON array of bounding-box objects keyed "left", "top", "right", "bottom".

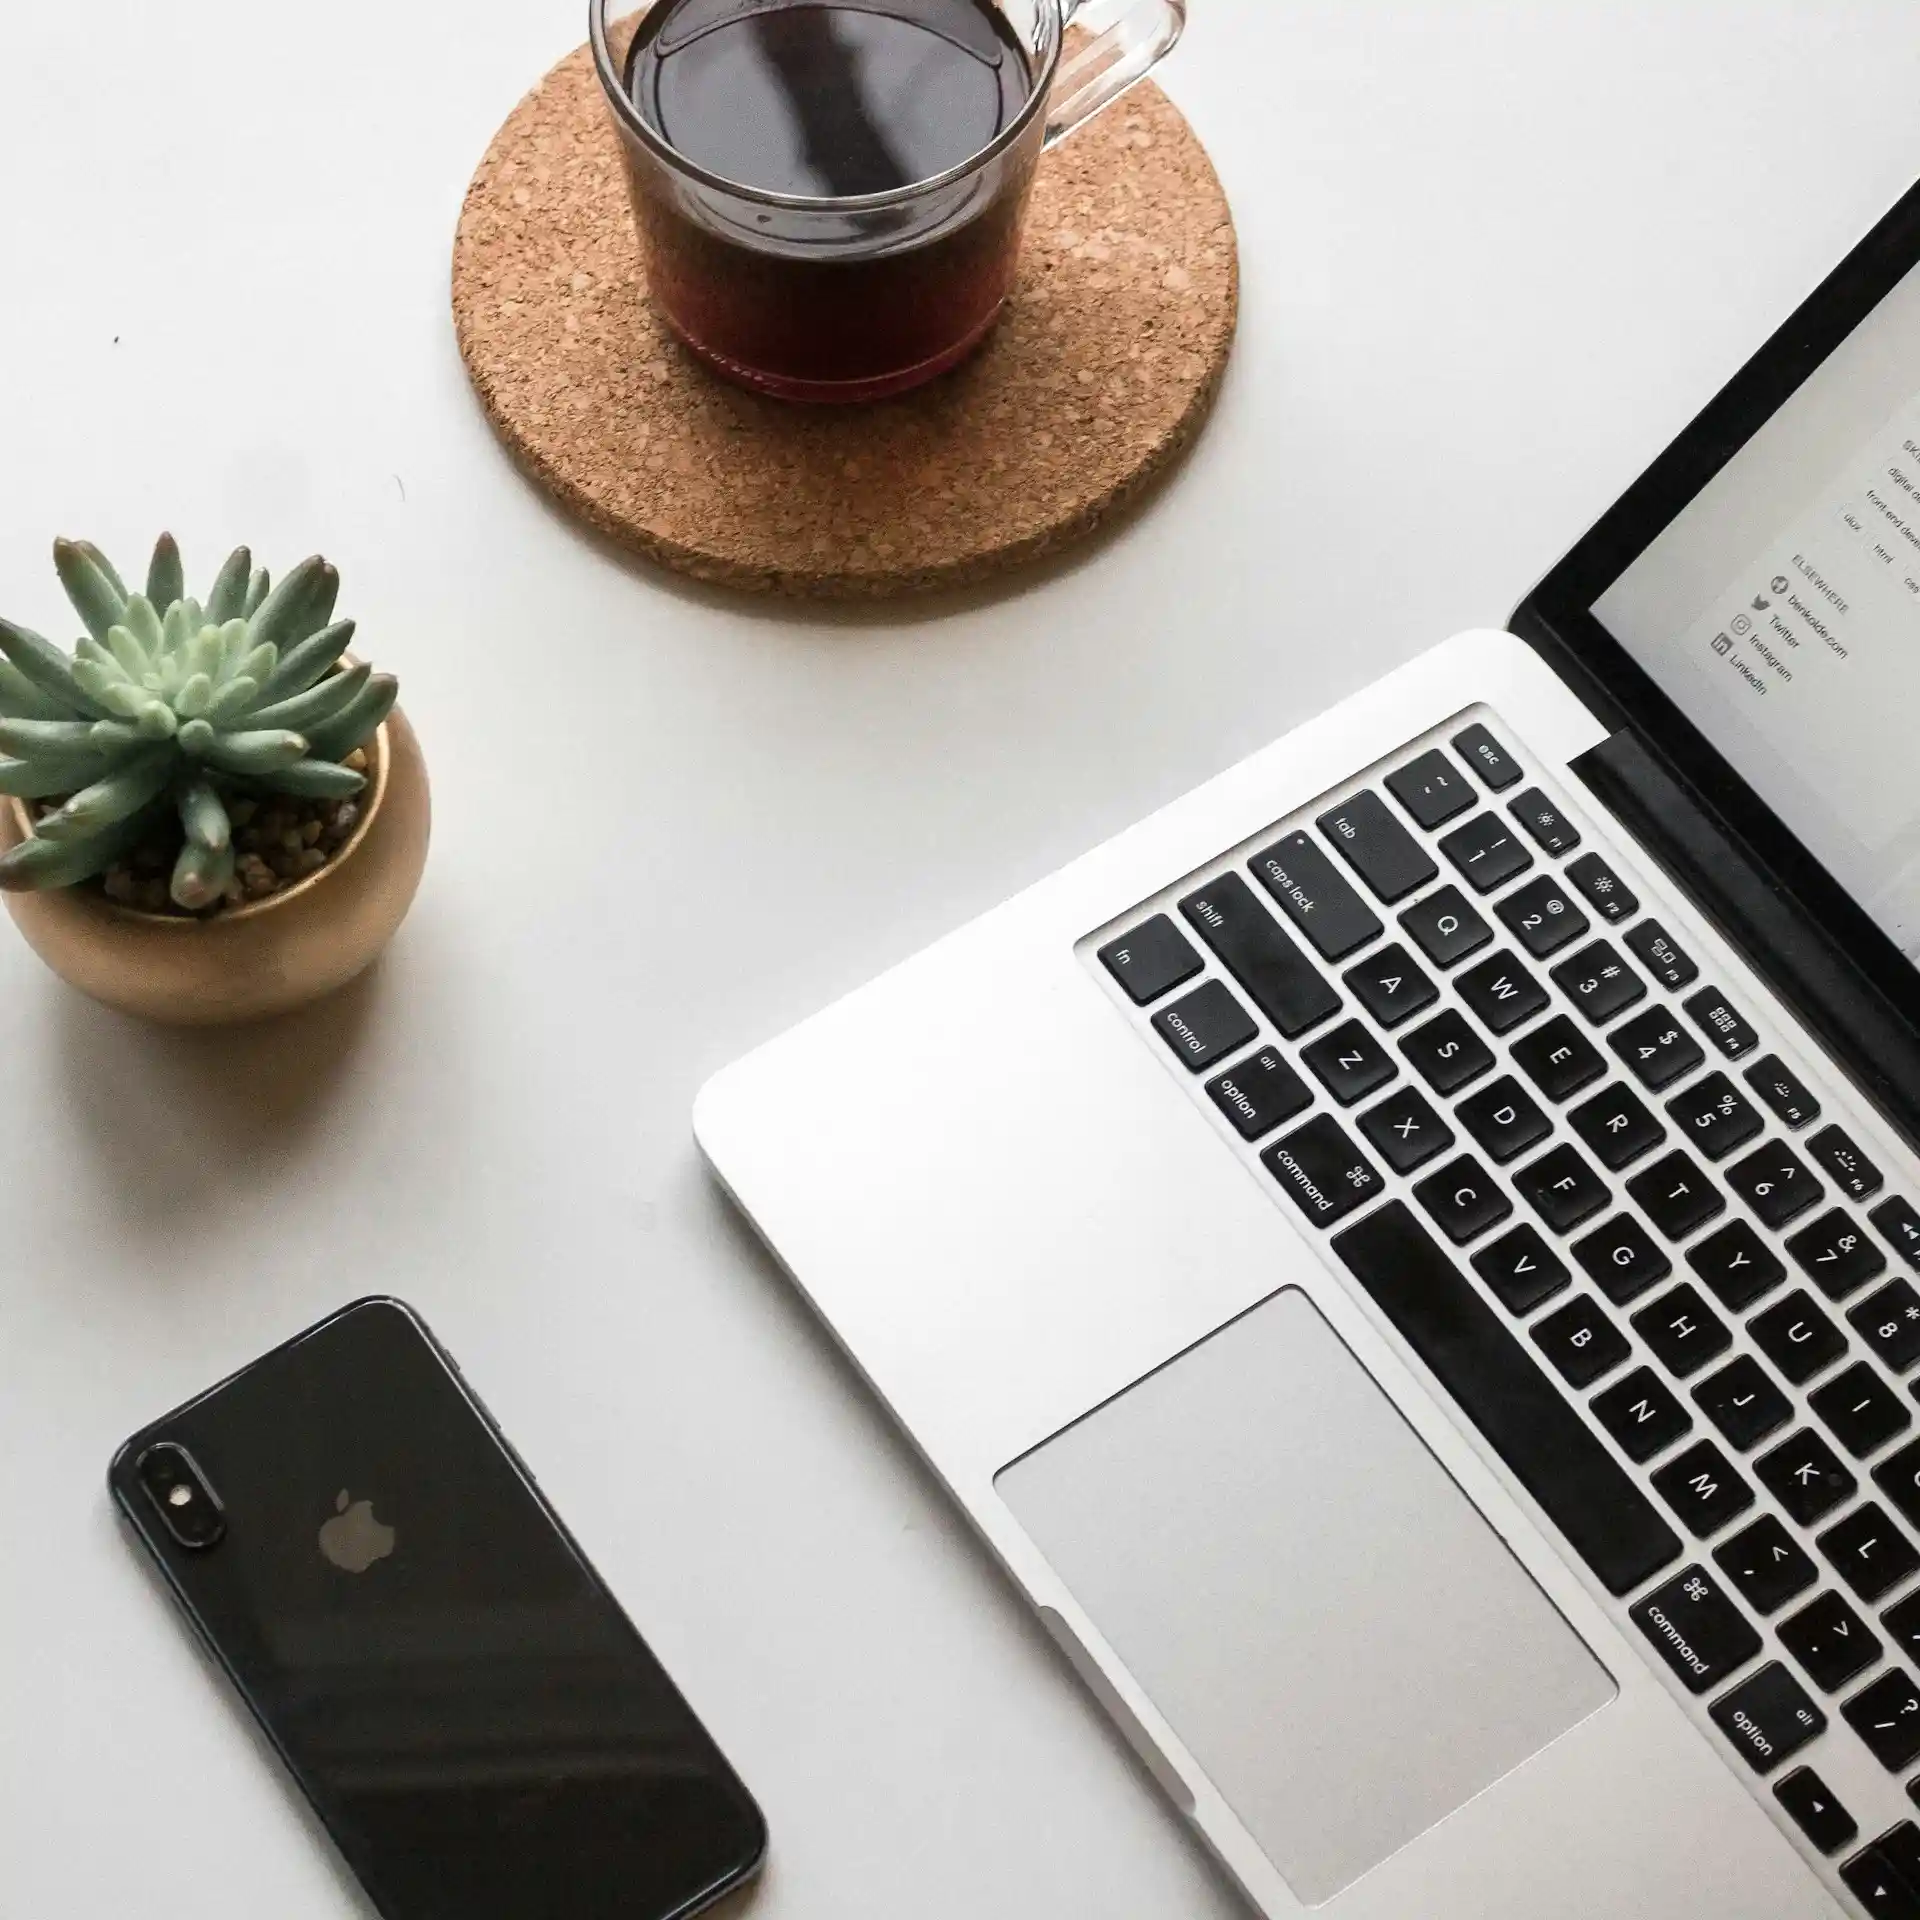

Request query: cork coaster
[{"left": 452, "top": 28, "right": 1237, "bottom": 599}]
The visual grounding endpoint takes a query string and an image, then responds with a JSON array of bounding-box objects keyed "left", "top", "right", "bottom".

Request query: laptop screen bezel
[{"left": 1512, "top": 177, "right": 1920, "bottom": 1036}]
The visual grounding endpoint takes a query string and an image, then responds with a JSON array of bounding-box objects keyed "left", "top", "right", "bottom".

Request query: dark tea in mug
[{"left": 614, "top": 0, "right": 1045, "bottom": 401}]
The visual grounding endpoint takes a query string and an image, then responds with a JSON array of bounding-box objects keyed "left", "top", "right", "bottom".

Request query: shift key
[
  {"left": 1250, "top": 832, "right": 1383, "bottom": 961},
  {"left": 1182, "top": 873, "right": 1342, "bottom": 1037}
]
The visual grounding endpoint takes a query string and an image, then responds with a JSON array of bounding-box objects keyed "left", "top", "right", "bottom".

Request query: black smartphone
[{"left": 109, "top": 1297, "right": 767, "bottom": 1920}]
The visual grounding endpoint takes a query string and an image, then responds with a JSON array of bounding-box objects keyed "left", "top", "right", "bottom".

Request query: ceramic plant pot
[{"left": 0, "top": 708, "right": 429, "bottom": 1025}]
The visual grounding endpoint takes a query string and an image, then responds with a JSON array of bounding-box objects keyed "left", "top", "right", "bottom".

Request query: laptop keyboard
[{"left": 1091, "top": 711, "right": 1920, "bottom": 1909}]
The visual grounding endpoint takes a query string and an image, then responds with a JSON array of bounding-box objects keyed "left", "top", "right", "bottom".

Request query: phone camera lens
[{"left": 136, "top": 1442, "right": 226, "bottom": 1550}]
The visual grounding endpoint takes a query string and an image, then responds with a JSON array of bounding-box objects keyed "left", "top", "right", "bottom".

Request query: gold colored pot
[{"left": 0, "top": 708, "right": 430, "bottom": 1025}]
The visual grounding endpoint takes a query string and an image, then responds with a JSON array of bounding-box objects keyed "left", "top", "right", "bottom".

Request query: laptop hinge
[{"left": 1571, "top": 728, "right": 1920, "bottom": 1154}]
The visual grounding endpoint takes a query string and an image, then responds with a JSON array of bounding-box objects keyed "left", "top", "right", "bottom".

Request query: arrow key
[
  {"left": 1842, "top": 1841, "right": 1920, "bottom": 1917},
  {"left": 1772, "top": 1765, "right": 1856, "bottom": 1855}
]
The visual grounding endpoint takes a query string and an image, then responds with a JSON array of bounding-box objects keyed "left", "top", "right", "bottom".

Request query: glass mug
[{"left": 589, "top": 0, "right": 1187, "bottom": 402}]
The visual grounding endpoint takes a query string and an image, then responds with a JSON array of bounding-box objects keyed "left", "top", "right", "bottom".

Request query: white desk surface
[{"left": 3, "top": 2, "right": 1917, "bottom": 1913}]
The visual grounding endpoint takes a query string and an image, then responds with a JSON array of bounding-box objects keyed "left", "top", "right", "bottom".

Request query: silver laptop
[{"left": 698, "top": 183, "right": 1920, "bottom": 1918}]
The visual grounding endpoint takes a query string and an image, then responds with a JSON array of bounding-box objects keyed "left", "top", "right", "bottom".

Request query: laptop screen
[{"left": 1593, "top": 257, "right": 1920, "bottom": 966}]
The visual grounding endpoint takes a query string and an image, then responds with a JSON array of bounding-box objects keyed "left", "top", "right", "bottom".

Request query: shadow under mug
[{"left": 588, "top": 0, "right": 1187, "bottom": 403}]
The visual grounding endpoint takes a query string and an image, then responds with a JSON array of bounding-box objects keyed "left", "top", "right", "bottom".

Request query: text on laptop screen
[{"left": 1595, "top": 257, "right": 1920, "bottom": 965}]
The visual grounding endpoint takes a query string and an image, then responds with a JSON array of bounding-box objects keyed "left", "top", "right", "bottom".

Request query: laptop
[{"left": 698, "top": 180, "right": 1920, "bottom": 1918}]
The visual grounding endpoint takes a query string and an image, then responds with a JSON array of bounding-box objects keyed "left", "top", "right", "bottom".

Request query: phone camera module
[{"left": 136, "top": 1442, "right": 226, "bottom": 1550}]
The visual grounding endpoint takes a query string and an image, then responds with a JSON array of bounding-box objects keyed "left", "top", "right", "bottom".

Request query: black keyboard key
[
  {"left": 1628, "top": 1150, "right": 1727, "bottom": 1243},
  {"left": 1631, "top": 1564, "right": 1761, "bottom": 1694},
  {"left": 1152, "top": 981, "right": 1257, "bottom": 1073},
  {"left": 1473, "top": 1223, "right": 1571, "bottom": 1315},
  {"left": 1633, "top": 1284, "right": 1731, "bottom": 1379},
  {"left": 1511, "top": 1015, "right": 1605, "bottom": 1103},
  {"left": 1457, "top": 951, "right": 1550, "bottom": 1035},
  {"left": 1713, "top": 1514, "right": 1815, "bottom": 1613},
  {"left": 1693, "top": 1355, "right": 1792, "bottom": 1451},
  {"left": 1569, "top": 1083, "right": 1664, "bottom": 1171},
  {"left": 1385, "top": 748, "right": 1476, "bottom": 829},
  {"left": 1451, "top": 722, "right": 1522, "bottom": 790},
  {"left": 1665, "top": 1073, "right": 1764, "bottom": 1164},
  {"left": 1551, "top": 940, "right": 1648, "bottom": 1027},
  {"left": 1180, "top": 874, "right": 1344, "bottom": 1039},
  {"left": 1565, "top": 852, "right": 1638, "bottom": 925},
  {"left": 1727, "top": 1141, "right": 1822, "bottom": 1231},
  {"left": 1341, "top": 943, "right": 1437, "bottom": 1029},
  {"left": 1758, "top": 1429, "right": 1858, "bottom": 1525},
  {"left": 1609, "top": 1007, "right": 1706, "bottom": 1091},
  {"left": 1746, "top": 1056, "right": 1821, "bottom": 1131},
  {"left": 1515, "top": 1144, "right": 1610, "bottom": 1234},
  {"left": 1875, "top": 1197, "right": 1920, "bottom": 1270},
  {"left": 1574, "top": 1214, "right": 1672, "bottom": 1305},
  {"left": 1456, "top": 1076, "right": 1551, "bottom": 1164},
  {"left": 1845, "top": 1667, "right": 1920, "bottom": 1771},
  {"left": 1884, "top": 1588, "right": 1920, "bottom": 1663},
  {"left": 1685, "top": 988, "right": 1761, "bottom": 1061},
  {"left": 1520, "top": 1290, "right": 1628, "bottom": 1382},
  {"left": 1248, "top": 833, "right": 1383, "bottom": 963},
  {"left": 1316, "top": 791, "right": 1437, "bottom": 904},
  {"left": 1301, "top": 1019, "right": 1399, "bottom": 1107},
  {"left": 1652, "top": 1439, "right": 1754, "bottom": 1536},
  {"left": 1505, "top": 783, "right": 1582, "bottom": 852},
  {"left": 1357, "top": 1085, "right": 1454, "bottom": 1174},
  {"left": 1624, "top": 919, "right": 1699, "bottom": 990},
  {"left": 1686, "top": 1219, "right": 1788, "bottom": 1313},
  {"left": 1884, "top": 1830, "right": 1920, "bottom": 1901},
  {"left": 1773, "top": 1767, "right": 1857, "bottom": 1855},
  {"left": 1099, "top": 916, "right": 1202, "bottom": 1006},
  {"left": 1496, "top": 874, "right": 1589, "bottom": 958},
  {"left": 1842, "top": 1843, "right": 1920, "bottom": 1918},
  {"left": 1790, "top": 1208, "right": 1888, "bottom": 1302},
  {"left": 1847, "top": 1251, "right": 1920, "bottom": 1363},
  {"left": 1812, "top": 1364, "right": 1912, "bottom": 1460},
  {"left": 1509, "top": 788, "right": 1581, "bottom": 856},
  {"left": 1414, "top": 1154, "right": 1513, "bottom": 1245},
  {"left": 1710, "top": 1662, "right": 1826, "bottom": 1774},
  {"left": 1751, "top": 1293, "right": 1848, "bottom": 1387},
  {"left": 1399, "top": 1009, "right": 1495, "bottom": 1095},
  {"left": 1820, "top": 1501, "right": 1920, "bottom": 1603},
  {"left": 1592, "top": 1366, "right": 1692, "bottom": 1462},
  {"left": 1809, "top": 1125, "right": 1886, "bottom": 1202},
  {"left": 1438, "top": 812, "right": 1533, "bottom": 895},
  {"left": 1397, "top": 885, "right": 1491, "bottom": 970},
  {"left": 1332, "top": 1202, "right": 1681, "bottom": 1596},
  {"left": 1781, "top": 1590, "right": 1881, "bottom": 1690},
  {"left": 1206, "top": 1047, "right": 1313, "bottom": 1140},
  {"left": 1879, "top": 1442, "right": 1920, "bottom": 1532},
  {"left": 1261, "top": 1117, "right": 1384, "bottom": 1228}
]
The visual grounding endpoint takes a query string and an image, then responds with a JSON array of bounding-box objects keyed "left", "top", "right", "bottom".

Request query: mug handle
[{"left": 1045, "top": 0, "right": 1188, "bottom": 146}]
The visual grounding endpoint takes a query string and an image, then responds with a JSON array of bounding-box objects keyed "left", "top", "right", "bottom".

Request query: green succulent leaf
[
  {"left": 0, "top": 616, "right": 113, "bottom": 719},
  {"left": 174, "top": 671, "right": 214, "bottom": 719},
  {"left": 205, "top": 547, "right": 253, "bottom": 624},
  {"left": 170, "top": 836, "right": 236, "bottom": 912},
  {"left": 52, "top": 538, "right": 131, "bottom": 644},
  {"left": 105, "top": 623, "right": 148, "bottom": 679},
  {"left": 0, "top": 751, "right": 117, "bottom": 798},
  {"left": 196, "top": 728, "right": 310, "bottom": 775},
  {"left": 0, "top": 661, "right": 81, "bottom": 722},
  {"left": 255, "top": 759, "right": 366, "bottom": 800},
  {"left": 305, "top": 675, "right": 396, "bottom": 762},
  {"left": 258, "top": 619, "right": 354, "bottom": 702},
  {"left": 246, "top": 662, "right": 370, "bottom": 735},
  {"left": 247, "top": 557, "right": 338, "bottom": 660},
  {"left": 35, "top": 749, "right": 176, "bottom": 842},
  {"left": 0, "top": 803, "right": 154, "bottom": 893},
  {"left": 176, "top": 717, "right": 215, "bottom": 755},
  {"left": 243, "top": 567, "right": 271, "bottom": 617},
  {"left": 87, "top": 719, "right": 146, "bottom": 753},
  {"left": 124, "top": 594, "right": 164, "bottom": 655},
  {"left": 134, "top": 701, "right": 177, "bottom": 741},
  {"left": 178, "top": 778, "right": 232, "bottom": 855},
  {"left": 146, "top": 535, "right": 185, "bottom": 613},
  {"left": 0, "top": 716, "right": 114, "bottom": 758},
  {"left": 203, "top": 676, "right": 260, "bottom": 724}
]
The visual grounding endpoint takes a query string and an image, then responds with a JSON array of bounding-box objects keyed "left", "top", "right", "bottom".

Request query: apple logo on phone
[{"left": 318, "top": 1489, "right": 396, "bottom": 1573}]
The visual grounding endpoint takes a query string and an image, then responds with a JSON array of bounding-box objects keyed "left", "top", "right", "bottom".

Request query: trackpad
[{"left": 995, "top": 1288, "right": 1613, "bottom": 1906}]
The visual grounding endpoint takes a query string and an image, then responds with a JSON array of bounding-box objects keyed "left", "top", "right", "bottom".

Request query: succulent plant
[{"left": 0, "top": 536, "right": 396, "bottom": 910}]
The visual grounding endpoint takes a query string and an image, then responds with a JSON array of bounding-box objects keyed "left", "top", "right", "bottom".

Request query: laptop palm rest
[{"left": 996, "top": 1288, "right": 1615, "bottom": 1907}]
